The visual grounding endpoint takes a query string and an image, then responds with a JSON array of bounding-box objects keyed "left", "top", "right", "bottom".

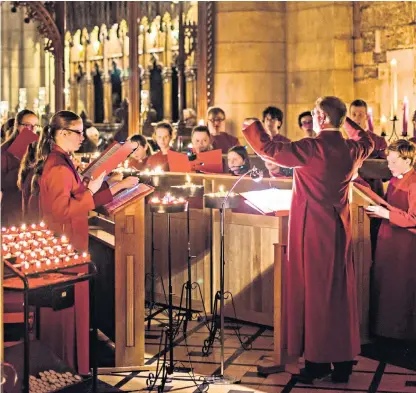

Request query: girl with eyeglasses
[
  {"left": 34, "top": 110, "right": 138, "bottom": 375},
  {"left": 1, "top": 109, "right": 39, "bottom": 226}
]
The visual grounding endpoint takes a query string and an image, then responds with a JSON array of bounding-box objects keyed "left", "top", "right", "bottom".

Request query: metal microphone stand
[{"left": 205, "top": 167, "right": 261, "bottom": 384}]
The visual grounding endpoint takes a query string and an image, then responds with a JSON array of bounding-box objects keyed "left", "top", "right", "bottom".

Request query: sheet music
[{"left": 240, "top": 188, "right": 292, "bottom": 214}]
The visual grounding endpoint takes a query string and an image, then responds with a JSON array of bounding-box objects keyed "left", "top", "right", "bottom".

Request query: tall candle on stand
[
  {"left": 367, "top": 107, "right": 374, "bottom": 132},
  {"left": 402, "top": 96, "right": 408, "bottom": 137},
  {"left": 390, "top": 58, "right": 398, "bottom": 119},
  {"left": 380, "top": 114, "right": 387, "bottom": 136}
]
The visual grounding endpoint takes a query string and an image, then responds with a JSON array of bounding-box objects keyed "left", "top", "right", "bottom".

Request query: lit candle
[
  {"left": 21, "top": 223, "right": 27, "bottom": 231},
  {"left": 402, "top": 96, "right": 408, "bottom": 137},
  {"left": 390, "top": 58, "right": 398, "bottom": 118},
  {"left": 380, "top": 114, "right": 387, "bottom": 136},
  {"left": 367, "top": 107, "right": 374, "bottom": 133},
  {"left": 40, "top": 221, "right": 45, "bottom": 228},
  {"left": 186, "top": 174, "right": 191, "bottom": 184},
  {"left": 198, "top": 119, "right": 205, "bottom": 126}
]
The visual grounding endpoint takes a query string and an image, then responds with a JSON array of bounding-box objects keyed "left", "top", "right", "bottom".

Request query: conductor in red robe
[
  {"left": 242, "top": 96, "right": 374, "bottom": 383},
  {"left": 366, "top": 140, "right": 416, "bottom": 341}
]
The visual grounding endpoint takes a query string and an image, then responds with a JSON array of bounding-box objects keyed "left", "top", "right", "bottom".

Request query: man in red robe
[
  {"left": 207, "top": 107, "right": 240, "bottom": 153},
  {"left": 242, "top": 96, "right": 374, "bottom": 384},
  {"left": 366, "top": 140, "right": 416, "bottom": 341}
]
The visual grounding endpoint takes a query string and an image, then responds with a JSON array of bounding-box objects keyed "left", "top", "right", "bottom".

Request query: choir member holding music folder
[
  {"left": 1, "top": 109, "right": 39, "bottom": 226},
  {"left": 146, "top": 121, "right": 173, "bottom": 171},
  {"left": 167, "top": 125, "right": 224, "bottom": 173},
  {"left": 363, "top": 140, "right": 416, "bottom": 342},
  {"left": 242, "top": 96, "right": 374, "bottom": 384},
  {"left": 35, "top": 111, "right": 139, "bottom": 375}
]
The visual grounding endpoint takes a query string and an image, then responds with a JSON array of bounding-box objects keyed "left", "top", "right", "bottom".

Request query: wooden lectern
[{"left": 89, "top": 184, "right": 154, "bottom": 373}]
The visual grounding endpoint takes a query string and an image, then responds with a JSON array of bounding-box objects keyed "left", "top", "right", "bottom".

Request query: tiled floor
[{"left": 98, "top": 310, "right": 416, "bottom": 393}]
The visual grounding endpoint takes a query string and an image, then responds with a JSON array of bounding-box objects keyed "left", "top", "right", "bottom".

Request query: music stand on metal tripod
[{"left": 203, "top": 167, "right": 262, "bottom": 384}]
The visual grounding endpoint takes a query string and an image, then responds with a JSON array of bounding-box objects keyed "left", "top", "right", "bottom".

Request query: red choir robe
[
  {"left": 146, "top": 151, "right": 169, "bottom": 171},
  {"left": 212, "top": 132, "right": 240, "bottom": 154},
  {"left": 371, "top": 168, "right": 416, "bottom": 340},
  {"left": 39, "top": 145, "right": 113, "bottom": 374},
  {"left": 272, "top": 133, "right": 291, "bottom": 143},
  {"left": 1, "top": 138, "right": 32, "bottom": 226},
  {"left": 243, "top": 120, "right": 374, "bottom": 363},
  {"left": 129, "top": 156, "right": 148, "bottom": 171}
]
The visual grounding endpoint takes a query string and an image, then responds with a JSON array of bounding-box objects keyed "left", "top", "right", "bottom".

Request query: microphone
[{"left": 250, "top": 166, "right": 264, "bottom": 182}]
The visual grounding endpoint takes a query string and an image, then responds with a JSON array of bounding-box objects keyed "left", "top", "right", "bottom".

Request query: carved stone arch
[{"left": 11, "top": 1, "right": 65, "bottom": 110}]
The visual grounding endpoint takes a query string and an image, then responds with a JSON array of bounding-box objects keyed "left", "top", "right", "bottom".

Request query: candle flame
[
  {"left": 198, "top": 119, "right": 205, "bottom": 126},
  {"left": 367, "top": 107, "right": 372, "bottom": 114},
  {"left": 390, "top": 58, "right": 397, "bottom": 66},
  {"left": 381, "top": 115, "right": 387, "bottom": 123},
  {"left": 219, "top": 185, "right": 224, "bottom": 193}
]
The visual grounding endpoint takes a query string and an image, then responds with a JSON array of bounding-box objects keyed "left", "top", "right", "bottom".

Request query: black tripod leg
[{"left": 202, "top": 291, "right": 220, "bottom": 356}]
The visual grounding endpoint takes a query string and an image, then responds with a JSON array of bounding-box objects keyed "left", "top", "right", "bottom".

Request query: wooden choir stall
[{"left": 87, "top": 170, "right": 377, "bottom": 371}]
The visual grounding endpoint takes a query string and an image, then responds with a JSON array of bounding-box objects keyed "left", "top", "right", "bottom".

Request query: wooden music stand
[
  {"left": 92, "top": 184, "right": 156, "bottom": 373},
  {"left": 238, "top": 189, "right": 293, "bottom": 374}
]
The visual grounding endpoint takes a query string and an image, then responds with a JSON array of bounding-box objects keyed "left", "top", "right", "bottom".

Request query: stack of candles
[
  {"left": 171, "top": 174, "right": 204, "bottom": 197},
  {"left": 149, "top": 193, "right": 188, "bottom": 213},
  {"left": 139, "top": 166, "right": 164, "bottom": 176},
  {"left": 2, "top": 222, "right": 90, "bottom": 275},
  {"left": 204, "top": 185, "right": 239, "bottom": 209}
]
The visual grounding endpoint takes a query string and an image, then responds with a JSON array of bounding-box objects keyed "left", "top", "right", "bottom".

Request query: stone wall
[
  {"left": 0, "top": 5, "right": 47, "bottom": 115},
  {"left": 353, "top": 1, "right": 416, "bottom": 135},
  {"left": 212, "top": 1, "right": 416, "bottom": 141},
  {"left": 213, "top": 1, "right": 286, "bottom": 143}
]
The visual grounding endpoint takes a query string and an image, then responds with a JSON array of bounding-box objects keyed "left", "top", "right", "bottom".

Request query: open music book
[
  {"left": 240, "top": 188, "right": 292, "bottom": 215},
  {"left": 7, "top": 127, "right": 39, "bottom": 159},
  {"left": 351, "top": 182, "right": 388, "bottom": 207},
  {"left": 167, "top": 149, "right": 223, "bottom": 173},
  {"left": 100, "top": 183, "right": 154, "bottom": 215},
  {"left": 81, "top": 141, "right": 132, "bottom": 180}
]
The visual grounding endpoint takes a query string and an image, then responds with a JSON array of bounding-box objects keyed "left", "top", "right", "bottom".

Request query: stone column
[
  {"left": 285, "top": 2, "right": 354, "bottom": 140},
  {"left": 185, "top": 66, "right": 196, "bottom": 110},
  {"left": 162, "top": 67, "right": 173, "bottom": 120},
  {"left": 121, "top": 33, "right": 129, "bottom": 101},
  {"left": 213, "top": 2, "right": 286, "bottom": 142},
  {"left": 128, "top": 2, "right": 140, "bottom": 136}
]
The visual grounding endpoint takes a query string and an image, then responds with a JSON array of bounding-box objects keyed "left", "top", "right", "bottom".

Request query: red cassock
[
  {"left": 212, "top": 132, "right": 240, "bottom": 154},
  {"left": 368, "top": 132, "right": 387, "bottom": 159},
  {"left": 243, "top": 121, "right": 374, "bottom": 362},
  {"left": 146, "top": 151, "right": 169, "bottom": 171},
  {"left": 371, "top": 169, "right": 416, "bottom": 340},
  {"left": 129, "top": 156, "right": 148, "bottom": 171},
  {"left": 39, "top": 145, "right": 112, "bottom": 374},
  {"left": 1, "top": 139, "right": 27, "bottom": 226},
  {"left": 272, "top": 133, "right": 291, "bottom": 143}
]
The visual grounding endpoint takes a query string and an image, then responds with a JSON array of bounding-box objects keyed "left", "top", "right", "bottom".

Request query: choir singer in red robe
[
  {"left": 1, "top": 109, "right": 39, "bottom": 226},
  {"left": 242, "top": 96, "right": 374, "bottom": 384},
  {"left": 366, "top": 140, "right": 416, "bottom": 341},
  {"left": 37, "top": 111, "right": 139, "bottom": 375}
]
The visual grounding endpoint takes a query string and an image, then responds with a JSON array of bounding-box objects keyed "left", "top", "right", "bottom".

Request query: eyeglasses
[
  {"left": 208, "top": 117, "right": 225, "bottom": 124},
  {"left": 63, "top": 128, "right": 83, "bottom": 136},
  {"left": 19, "top": 123, "right": 40, "bottom": 130},
  {"left": 301, "top": 120, "right": 313, "bottom": 126}
]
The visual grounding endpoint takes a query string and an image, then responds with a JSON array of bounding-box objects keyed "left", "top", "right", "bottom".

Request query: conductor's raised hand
[{"left": 88, "top": 171, "right": 107, "bottom": 194}]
